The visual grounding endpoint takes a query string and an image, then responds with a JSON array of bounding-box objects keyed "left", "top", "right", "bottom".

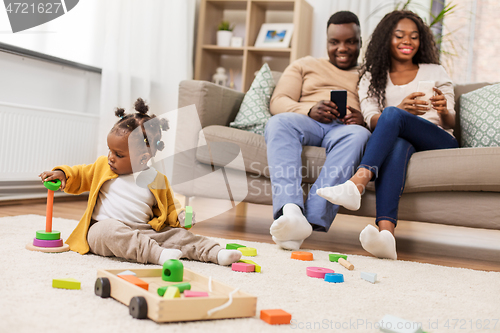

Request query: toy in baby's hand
[
  {"left": 179, "top": 206, "right": 195, "bottom": 229},
  {"left": 26, "top": 179, "right": 70, "bottom": 253}
]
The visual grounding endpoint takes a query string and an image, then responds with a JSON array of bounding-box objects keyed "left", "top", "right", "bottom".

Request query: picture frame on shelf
[{"left": 254, "top": 23, "right": 294, "bottom": 48}]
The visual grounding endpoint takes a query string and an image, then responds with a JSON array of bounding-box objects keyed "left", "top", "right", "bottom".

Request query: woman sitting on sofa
[{"left": 317, "top": 10, "right": 458, "bottom": 260}]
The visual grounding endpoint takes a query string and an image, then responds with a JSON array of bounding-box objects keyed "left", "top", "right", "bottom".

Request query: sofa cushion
[
  {"left": 229, "top": 63, "right": 275, "bottom": 136},
  {"left": 460, "top": 83, "right": 500, "bottom": 147},
  {"left": 198, "top": 125, "right": 500, "bottom": 193},
  {"left": 197, "top": 125, "right": 326, "bottom": 182},
  {"left": 404, "top": 147, "right": 500, "bottom": 192}
]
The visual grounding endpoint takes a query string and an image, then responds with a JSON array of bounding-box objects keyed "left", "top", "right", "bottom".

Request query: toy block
[
  {"left": 238, "top": 259, "right": 261, "bottom": 273},
  {"left": 260, "top": 309, "right": 292, "bottom": 325},
  {"left": 360, "top": 272, "right": 377, "bottom": 284},
  {"left": 171, "top": 282, "right": 191, "bottom": 293},
  {"left": 157, "top": 282, "right": 191, "bottom": 296},
  {"left": 117, "top": 270, "right": 136, "bottom": 276},
  {"left": 338, "top": 258, "right": 354, "bottom": 270},
  {"left": 237, "top": 247, "right": 257, "bottom": 256},
  {"left": 324, "top": 273, "right": 344, "bottom": 283},
  {"left": 52, "top": 278, "right": 81, "bottom": 290},
  {"left": 184, "top": 206, "right": 193, "bottom": 229},
  {"left": 184, "top": 290, "right": 209, "bottom": 297},
  {"left": 329, "top": 253, "right": 348, "bottom": 262},
  {"left": 162, "top": 259, "right": 184, "bottom": 282},
  {"left": 291, "top": 251, "right": 313, "bottom": 261},
  {"left": 306, "top": 267, "right": 335, "bottom": 279},
  {"left": 226, "top": 243, "right": 246, "bottom": 250},
  {"left": 36, "top": 230, "right": 61, "bottom": 240},
  {"left": 232, "top": 262, "right": 255, "bottom": 272},
  {"left": 378, "top": 315, "right": 424, "bottom": 333},
  {"left": 118, "top": 275, "right": 149, "bottom": 290},
  {"left": 163, "top": 286, "right": 181, "bottom": 299},
  {"left": 33, "top": 238, "right": 63, "bottom": 248}
]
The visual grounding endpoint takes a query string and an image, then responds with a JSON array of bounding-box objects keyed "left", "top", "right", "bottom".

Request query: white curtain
[
  {"left": 98, "top": 0, "right": 196, "bottom": 179},
  {"left": 306, "top": 0, "right": 431, "bottom": 60}
]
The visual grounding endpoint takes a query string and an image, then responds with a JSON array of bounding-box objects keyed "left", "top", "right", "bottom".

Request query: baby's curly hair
[
  {"left": 359, "top": 10, "right": 440, "bottom": 108},
  {"left": 111, "top": 98, "right": 169, "bottom": 153}
]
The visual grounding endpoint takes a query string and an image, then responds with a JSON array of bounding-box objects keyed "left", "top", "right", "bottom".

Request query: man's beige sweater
[{"left": 270, "top": 56, "right": 360, "bottom": 116}]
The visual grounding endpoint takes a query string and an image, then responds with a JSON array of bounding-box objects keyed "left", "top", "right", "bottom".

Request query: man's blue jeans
[
  {"left": 359, "top": 107, "right": 459, "bottom": 226},
  {"left": 265, "top": 113, "right": 371, "bottom": 231}
]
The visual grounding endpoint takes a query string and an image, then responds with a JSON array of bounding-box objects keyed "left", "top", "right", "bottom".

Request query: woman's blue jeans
[{"left": 359, "top": 107, "right": 459, "bottom": 226}]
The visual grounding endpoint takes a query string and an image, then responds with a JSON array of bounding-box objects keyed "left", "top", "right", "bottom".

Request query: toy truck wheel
[
  {"left": 129, "top": 296, "right": 148, "bottom": 319},
  {"left": 94, "top": 277, "right": 111, "bottom": 298}
]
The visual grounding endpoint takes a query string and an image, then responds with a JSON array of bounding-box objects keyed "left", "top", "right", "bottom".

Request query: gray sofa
[{"left": 174, "top": 79, "right": 500, "bottom": 260}]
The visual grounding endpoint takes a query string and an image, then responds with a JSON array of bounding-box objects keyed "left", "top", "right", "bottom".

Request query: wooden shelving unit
[{"left": 194, "top": 0, "right": 313, "bottom": 92}]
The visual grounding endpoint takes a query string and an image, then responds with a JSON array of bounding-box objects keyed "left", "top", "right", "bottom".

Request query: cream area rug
[{"left": 2, "top": 215, "right": 500, "bottom": 333}]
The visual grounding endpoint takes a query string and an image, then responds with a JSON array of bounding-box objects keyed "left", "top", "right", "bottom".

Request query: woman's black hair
[
  {"left": 112, "top": 98, "right": 169, "bottom": 153},
  {"left": 359, "top": 10, "right": 440, "bottom": 108}
]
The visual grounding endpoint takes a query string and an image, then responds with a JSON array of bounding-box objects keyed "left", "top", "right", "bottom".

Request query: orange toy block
[
  {"left": 291, "top": 251, "right": 313, "bottom": 261},
  {"left": 118, "top": 275, "right": 149, "bottom": 290},
  {"left": 260, "top": 309, "right": 292, "bottom": 325}
]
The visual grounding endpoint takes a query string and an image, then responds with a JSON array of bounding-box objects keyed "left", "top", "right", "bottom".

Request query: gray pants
[{"left": 87, "top": 219, "right": 221, "bottom": 265}]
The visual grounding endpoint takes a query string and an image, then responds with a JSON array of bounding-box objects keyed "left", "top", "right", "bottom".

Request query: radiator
[{"left": 0, "top": 102, "right": 99, "bottom": 199}]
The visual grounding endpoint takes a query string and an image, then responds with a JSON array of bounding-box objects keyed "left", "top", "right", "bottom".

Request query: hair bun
[
  {"left": 160, "top": 118, "right": 169, "bottom": 131},
  {"left": 156, "top": 141, "right": 165, "bottom": 151},
  {"left": 134, "top": 98, "right": 149, "bottom": 115},
  {"left": 115, "top": 107, "right": 126, "bottom": 118}
]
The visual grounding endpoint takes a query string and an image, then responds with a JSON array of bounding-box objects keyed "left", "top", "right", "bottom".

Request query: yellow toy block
[
  {"left": 163, "top": 286, "right": 180, "bottom": 299},
  {"left": 238, "top": 259, "right": 261, "bottom": 273},
  {"left": 238, "top": 247, "right": 257, "bottom": 256},
  {"left": 52, "top": 278, "right": 81, "bottom": 290}
]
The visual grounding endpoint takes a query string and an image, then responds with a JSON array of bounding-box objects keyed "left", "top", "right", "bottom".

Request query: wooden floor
[{"left": 2, "top": 196, "right": 500, "bottom": 272}]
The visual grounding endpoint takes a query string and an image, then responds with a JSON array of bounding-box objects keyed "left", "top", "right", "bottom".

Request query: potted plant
[{"left": 217, "top": 20, "right": 234, "bottom": 47}]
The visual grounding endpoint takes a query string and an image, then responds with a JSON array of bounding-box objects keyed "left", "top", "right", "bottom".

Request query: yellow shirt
[
  {"left": 270, "top": 56, "right": 361, "bottom": 115},
  {"left": 56, "top": 156, "right": 182, "bottom": 254}
]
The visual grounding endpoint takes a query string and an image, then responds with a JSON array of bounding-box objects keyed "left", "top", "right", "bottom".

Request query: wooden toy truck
[{"left": 94, "top": 268, "right": 257, "bottom": 322}]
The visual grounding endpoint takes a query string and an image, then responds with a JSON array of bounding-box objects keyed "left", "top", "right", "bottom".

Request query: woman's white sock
[
  {"left": 217, "top": 249, "right": 242, "bottom": 266},
  {"left": 359, "top": 224, "right": 397, "bottom": 260},
  {"left": 316, "top": 180, "right": 361, "bottom": 211}
]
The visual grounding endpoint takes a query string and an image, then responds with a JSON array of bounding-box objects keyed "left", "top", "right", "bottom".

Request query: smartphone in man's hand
[{"left": 330, "top": 90, "right": 347, "bottom": 119}]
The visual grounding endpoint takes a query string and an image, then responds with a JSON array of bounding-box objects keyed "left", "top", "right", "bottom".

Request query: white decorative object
[
  {"left": 255, "top": 23, "right": 294, "bottom": 48},
  {"left": 212, "top": 67, "right": 228, "bottom": 86},
  {"left": 217, "top": 30, "right": 233, "bottom": 47},
  {"left": 230, "top": 36, "right": 243, "bottom": 47}
]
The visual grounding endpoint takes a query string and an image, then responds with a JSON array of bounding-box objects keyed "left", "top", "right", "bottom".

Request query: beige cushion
[
  {"left": 404, "top": 147, "right": 500, "bottom": 192},
  {"left": 197, "top": 125, "right": 326, "bottom": 182},
  {"left": 197, "top": 126, "right": 500, "bottom": 193}
]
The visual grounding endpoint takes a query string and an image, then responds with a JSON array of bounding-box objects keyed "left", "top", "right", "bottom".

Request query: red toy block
[
  {"left": 231, "top": 262, "right": 255, "bottom": 272},
  {"left": 118, "top": 275, "right": 149, "bottom": 290},
  {"left": 260, "top": 309, "right": 292, "bottom": 325}
]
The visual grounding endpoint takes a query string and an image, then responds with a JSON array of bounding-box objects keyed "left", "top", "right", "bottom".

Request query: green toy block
[
  {"left": 157, "top": 282, "right": 191, "bottom": 296},
  {"left": 162, "top": 259, "right": 184, "bottom": 282},
  {"left": 329, "top": 254, "right": 348, "bottom": 262},
  {"left": 36, "top": 230, "right": 61, "bottom": 240},
  {"left": 52, "top": 278, "right": 81, "bottom": 290},
  {"left": 238, "top": 259, "right": 261, "bottom": 273},
  {"left": 184, "top": 206, "right": 193, "bottom": 229},
  {"left": 43, "top": 179, "right": 61, "bottom": 191},
  {"left": 226, "top": 243, "right": 246, "bottom": 250}
]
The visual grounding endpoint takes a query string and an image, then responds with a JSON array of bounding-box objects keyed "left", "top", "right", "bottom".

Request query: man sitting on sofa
[{"left": 265, "top": 11, "right": 371, "bottom": 250}]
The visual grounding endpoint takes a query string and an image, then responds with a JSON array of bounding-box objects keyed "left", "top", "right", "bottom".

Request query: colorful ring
[{"left": 44, "top": 179, "right": 61, "bottom": 191}]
